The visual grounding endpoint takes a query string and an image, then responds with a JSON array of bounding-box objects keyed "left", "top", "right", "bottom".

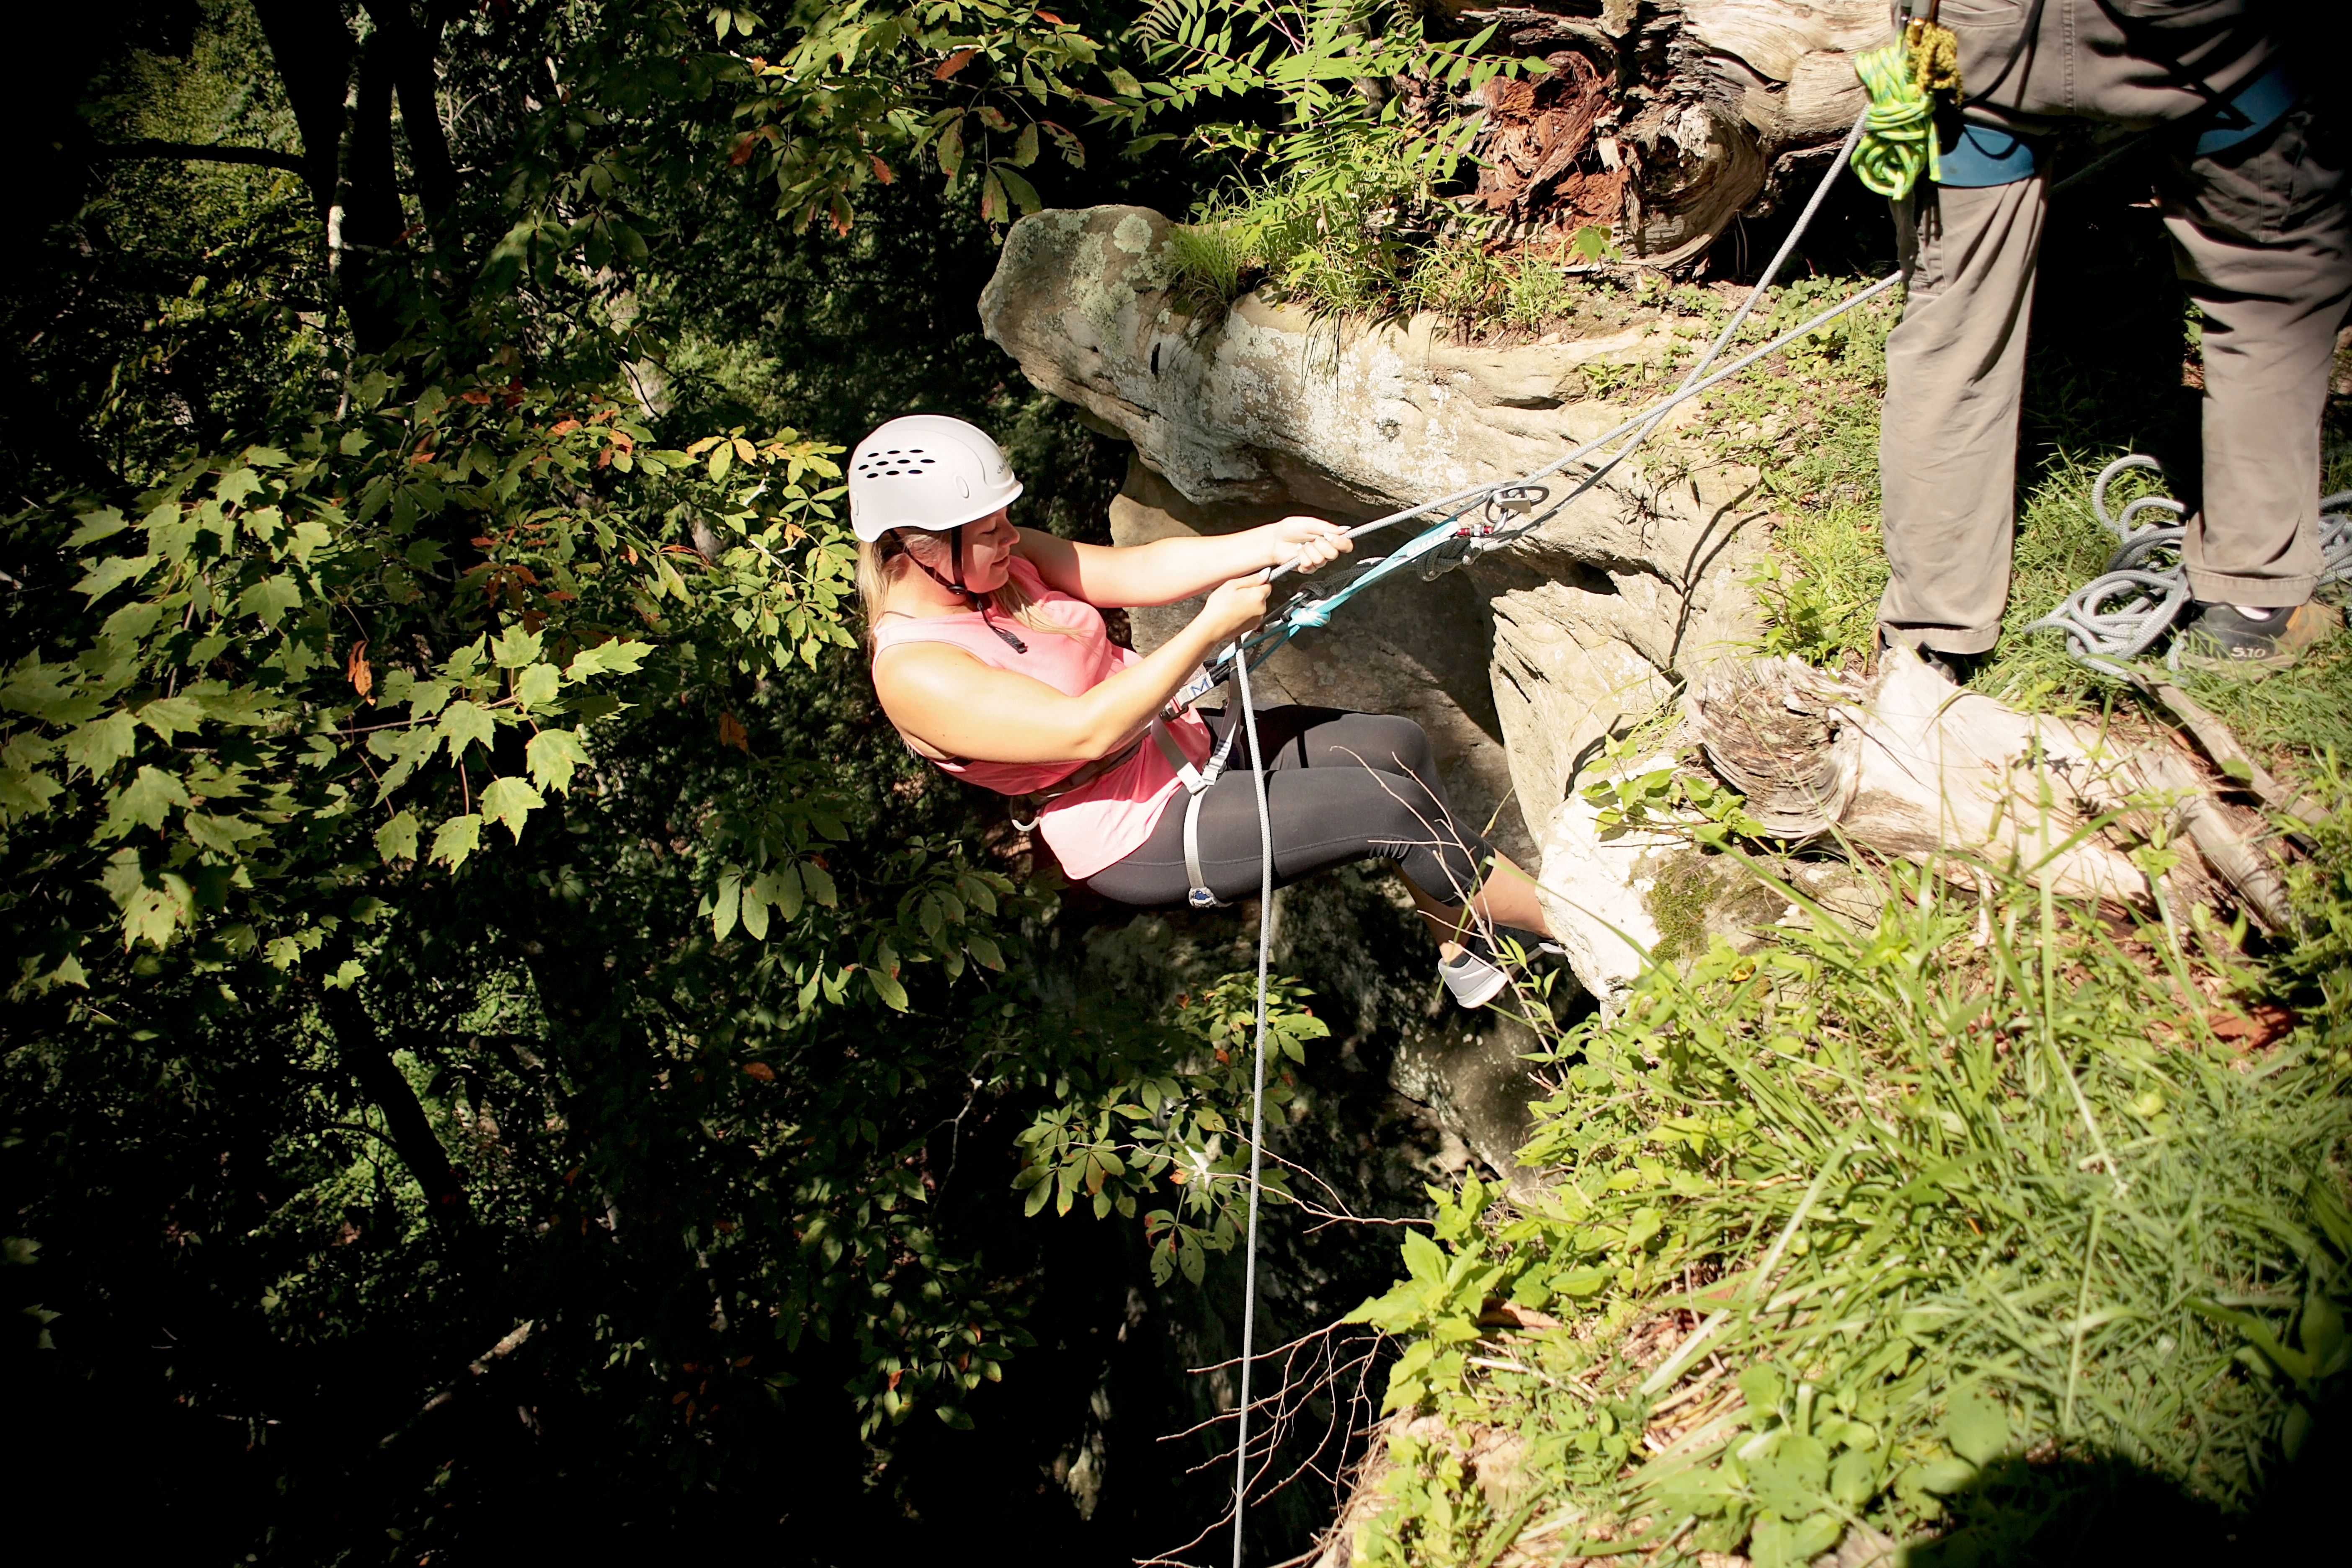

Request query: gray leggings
[{"left": 1084, "top": 707, "right": 1497, "bottom": 909}]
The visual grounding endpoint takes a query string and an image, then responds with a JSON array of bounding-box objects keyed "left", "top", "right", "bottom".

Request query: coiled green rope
[{"left": 1850, "top": 20, "right": 1960, "bottom": 199}]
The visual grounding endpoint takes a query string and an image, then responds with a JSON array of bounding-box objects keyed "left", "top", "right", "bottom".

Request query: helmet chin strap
[{"left": 909, "top": 525, "right": 1027, "bottom": 653}]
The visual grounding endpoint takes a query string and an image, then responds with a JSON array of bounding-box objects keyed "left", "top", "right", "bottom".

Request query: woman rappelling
[{"left": 853, "top": 414, "right": 1560, "bottom": 1008}]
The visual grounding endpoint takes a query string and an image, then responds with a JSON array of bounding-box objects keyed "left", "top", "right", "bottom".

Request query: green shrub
[{"left": 1346, "top": 856, "right": 2352, "bottom": 1564}]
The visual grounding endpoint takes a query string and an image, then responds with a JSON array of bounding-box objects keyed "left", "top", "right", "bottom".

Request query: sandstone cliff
[{"left": 981, "top": 204, "right": 1777, "bottom": 1003}]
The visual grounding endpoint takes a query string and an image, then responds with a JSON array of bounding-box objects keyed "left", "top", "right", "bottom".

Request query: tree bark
[
  {"left": 340, "top": 34, "right": 412, "bottom": 353},
  {"left": 361, "top": 0, "right": 459, "bottom": 227},
  {"left": 319, "top": 988, "right": 472, "bottom": 1230},
  {"left": 1445, "top": 1, "right": 1890, "bottom": 268},
  {"left": 246, "top": 0, "right": 356, "bottom": 224}
]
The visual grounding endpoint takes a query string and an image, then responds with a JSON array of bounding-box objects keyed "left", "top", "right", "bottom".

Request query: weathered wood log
[
  {"left": 1691, "top": 647, "right": 2288, "bottom": 927},
  {"left": 1438, "top": 0, "right": 1890, "bottom": 267}
]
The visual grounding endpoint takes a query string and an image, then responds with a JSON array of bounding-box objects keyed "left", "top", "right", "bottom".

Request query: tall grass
[
  {"left": 1161, "top": 172, "right": 1627, "bottom": 332},
  {"left": 1338, "top": 262, "right": 2352, "bottom": 1567},
  {"left": 1349, "top": 854, "right": 2352, "bottom": 1567}
]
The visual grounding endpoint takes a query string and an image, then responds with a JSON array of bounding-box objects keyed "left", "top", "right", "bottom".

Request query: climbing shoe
[
  {"left": 1439, "top": 946, "right": 1510, "bottom": 1010},
  {"left": 2173, "top": 601, "right": 2340, "bottom": 676}
]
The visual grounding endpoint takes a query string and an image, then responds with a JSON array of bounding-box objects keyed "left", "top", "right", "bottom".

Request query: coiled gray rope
[{"left": 2029, "top": 453, "right": 2352, "bottom": 673}]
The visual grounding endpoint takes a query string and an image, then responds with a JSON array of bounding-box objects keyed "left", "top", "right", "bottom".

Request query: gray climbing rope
[
  {"left": 1215, "top": 112, "right": 1883, "bottom": 1567},
  {"left": 1228, "top": 650, "right": 1275, "bottom": 1568},
  {"left": 2028, "top": 453, "right": 2352, "bottom": 676},
  {"left": 1193, "top": 264, "right": 1907, "bottom": 696}
]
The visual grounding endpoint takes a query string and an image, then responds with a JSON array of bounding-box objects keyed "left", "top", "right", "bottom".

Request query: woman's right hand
[{"left": 1197, "top": 571, "right": 1273, "bottom": 643}]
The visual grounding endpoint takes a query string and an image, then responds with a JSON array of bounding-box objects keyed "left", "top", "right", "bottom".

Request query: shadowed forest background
[{"left": 4, "top": 4, "right": 2350, "bottom": 1565}]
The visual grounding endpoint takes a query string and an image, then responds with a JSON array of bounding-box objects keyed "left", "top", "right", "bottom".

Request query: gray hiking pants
[{"left": 1878, "top": 98, "right": 2352, "bottom": 654}]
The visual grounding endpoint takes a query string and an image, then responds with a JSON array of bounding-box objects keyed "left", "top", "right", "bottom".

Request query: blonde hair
[{"left": 856, "top": 530, "right": 1082, "bottom": 655}]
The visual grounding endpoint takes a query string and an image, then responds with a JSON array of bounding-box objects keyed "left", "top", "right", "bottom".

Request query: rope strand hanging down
[{"left": 1215, "top": 107, "right": 1881, "bottom": 1564}]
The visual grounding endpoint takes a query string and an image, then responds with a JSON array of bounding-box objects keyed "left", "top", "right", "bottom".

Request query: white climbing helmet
[{"left": 846, "top": 414, "right": 1023, "bottom": 542}]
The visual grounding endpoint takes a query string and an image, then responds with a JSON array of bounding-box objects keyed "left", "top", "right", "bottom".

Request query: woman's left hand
[{"left": 1261, "top": 516, "right": 1352, "bottom": 575}]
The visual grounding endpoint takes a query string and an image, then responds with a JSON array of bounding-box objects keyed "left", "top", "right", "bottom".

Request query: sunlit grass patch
[
  {"left": 1346, "top": 851, "right": 2352, "bottom": 1567},
  {"left": 1339, "top": 280, "right": 2352, "bottom": 1568}
]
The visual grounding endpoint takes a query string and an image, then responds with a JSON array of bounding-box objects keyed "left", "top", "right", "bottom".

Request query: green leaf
[
  {"left": 188, "top": 683, "right": 276, "bottom": 726},
  {"left": 564, "top": 639, "right": 652, "bottom": 681},
  {"left": 1945, "top": 1382, "right": 2009, "bottom": 1467},
  {"left": 3, "top": 658, "right": 99, "bottom": 722},
  {"left": 526, "top": 728, "right": 590, "bottom": 794},
  {"left": 801, "top": 862, "right": 838, "bottom": 906},
  {"left": 1830, "top": 1445, "right": 1880, "bottom": 1507},
  {"left": 67, "top": 509, "right": 129, "bottom": 547},
  {"left": 0, "top": 766, "right": 63, "bottom": 816},
  {"left": 375, "top": 810, "right": 421, "bottom": 864},
  {"left": 74, "top": 554, "right": 155, "bottom": 602},
  {"left": 1401, "top": 1229, "right": 1446, "bottom": 1286},
  {"left": 868, "top": 966, "right": 909, "bottom": 1011},
  {"left": 135, "top": 695, "right": 205, "bottom": 738},
  {"left": 181, "top": 812, "right": 259, "bottom": 853},
  {"left": 1746, "top": 1434, "right": 1830, "bottom": 1518},
  {"left": 995, "top": 164, "right": 1040, "bottom": 216},
  {"left": 429, "top": 813, "right": 484, "bottom": 869},
  {"left": 237, "top": 575, "right": 304, "bottom": 627},
  {"left": 405, "top": 679, "right": 453, "bottom": 720},
  {"left": 105, "top": 853, "right": 192, "bottom": 949},
  {"left": 1916, "top": 1456, "right": 1977, "bottom": 1494},
  {"left": 492, "top": 626, "right": 545, "bottom": 669},
  {"left": 1737, "top": 1363, "right": 1786, "bottom": 1421},
  {"left": 755, "top": 864, "right": 805, "bottom": 923},
  {"left": 1752, "top": 1510, "right": 1841, "bottom": 1568},
  {"left": 371, "top": 727, "right": 440, "bottom": 799},
  {"left": 712, "top": 871, "right": 742, "bottom": 941},
  {"left": 437, "top": 700, "right": 496, "bottom": 758},
  {"left": 62, "top": 712, "right": 139, "bottom": 779},
  {"left": 105, "top": 765, "right": 189, "bottom": 837},
  {"left": 514, "top": 662, "right": 561, "bottom": 710},
  {"left": 480, "top": 776, "right": 545, "bottom": 842}
]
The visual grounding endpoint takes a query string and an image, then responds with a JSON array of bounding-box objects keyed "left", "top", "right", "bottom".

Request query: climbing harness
[
  {"left": 1150, "top": 706, "right": 1241, "bottom": 908},
  {"left": 2027, "top": 453, "right": 2352, "bottom": 680}
]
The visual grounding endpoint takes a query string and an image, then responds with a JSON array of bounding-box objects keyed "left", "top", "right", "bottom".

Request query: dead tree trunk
[{"left": 1441, "top": 0, "right": 1890, "bottom": 268}]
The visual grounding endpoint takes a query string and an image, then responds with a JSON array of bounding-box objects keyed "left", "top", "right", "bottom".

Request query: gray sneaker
[{"left": 1440, "top": 947, "right": 1509, "bottom": 1009}]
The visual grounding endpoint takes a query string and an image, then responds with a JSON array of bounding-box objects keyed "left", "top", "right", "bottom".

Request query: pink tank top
[{"left": 870, "top": 555, "right": 1210, "bottom": 881}]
